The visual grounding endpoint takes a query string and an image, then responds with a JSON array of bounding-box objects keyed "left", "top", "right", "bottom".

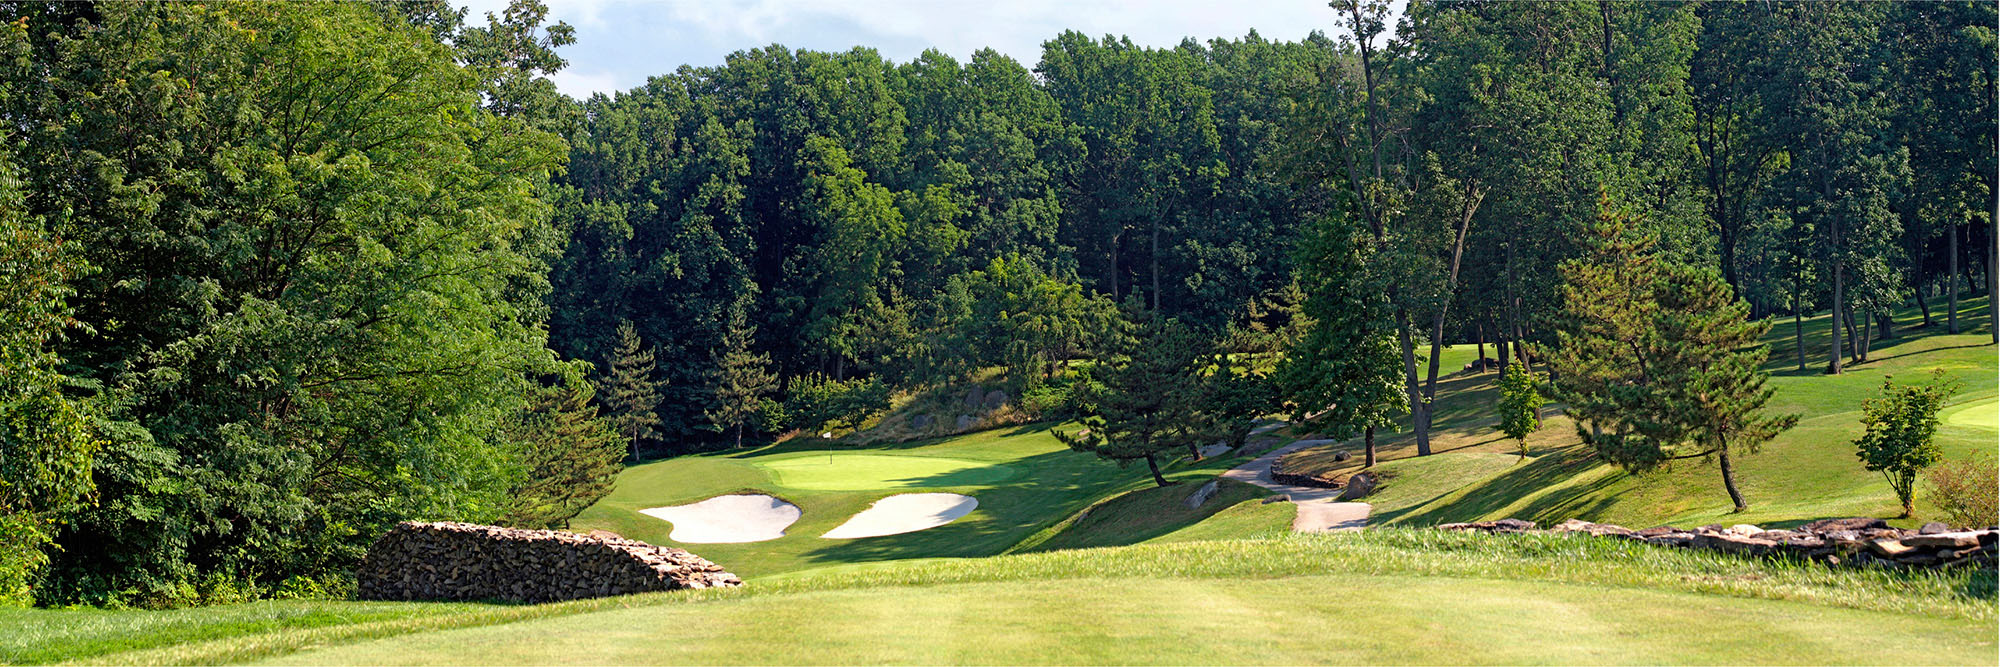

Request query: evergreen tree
[
  {"left": 1854, "top": 372, "right": 1957, "bottom": 518},
  {"left": 1557, "top": 198, "right": 1798, "bottom": 513},
  {"left": 501, "top": 372, "right": 623, "bottom": 529},
  {"left": 599, "top": 321, "right": 664, "bottom": 458},
  {"left": 1055, "top": 297, "right": 1204, "bottom": 487},
  {"left": 708, "top": 303, "right": 778, "bottom": 448}
]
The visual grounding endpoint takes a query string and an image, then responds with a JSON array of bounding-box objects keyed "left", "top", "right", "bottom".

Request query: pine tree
[
  {"left": 1055, "top": 297, "right": 1205, "bottom": 487},
  {"left": 599, "top": 321, "right": 664, "bottom": 459},
  {"left": 708, "top": 304, "right": 777, "bottom": 448},
  {"left": 1556, "top": 196, "right": 1797, "bottom": 512},
  {"left": 502, "top": 374, "right": 624, "bottom": 529}
]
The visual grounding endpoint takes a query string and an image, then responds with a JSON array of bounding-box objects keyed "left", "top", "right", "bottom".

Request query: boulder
[
  {"left": 963, "top": 386, "right": 985, "bottom": 409},
  {"left": 1694, "top": 533, "right": 1777, "bottom": 555},
  {"left": 1903, "top": 531, "right": 1986, "bottom": 549},
  {"left": 1919, "top": 522, "right": 1951, "bottom": 535},
  {"left": 955, "top": 414, "right": 976, "bottom": 431},
  {"left": 1338, "top": 472, "right": 1377, "bottom": 500},
  {"left": 911, "top": 414, "right": 933, "bottom": 429},
  {"left": 1725, "top": 524, "right": 1765, "bottom": 536},
  {"left": 1868, "top": 538, "right": 1917, "bottom": 558},
  {"left": 1636, "top": 526, "right": 1683, "bottom": 538},
  {"left": 1185, "top": 479, "right": 1222, "bottom": 509},
  {"left": 982, "top": 389, "right": 1009, "bottom": 410},
  {"left": 1800, "top": 517, "right": 1889, "bottom": 533},
  {"left": 1439, "top": 519, "right": 1536, "bottom": 534}
]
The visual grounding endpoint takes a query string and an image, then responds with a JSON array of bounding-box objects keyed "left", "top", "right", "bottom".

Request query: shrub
[
  {"left": 1497, "top": 362, "right": 1547, "bottom": 461},
  {"left": 1925, "top": 457, "right": 1998, "bottom": 529},
  {"left": 1854, "top": 373, "right": 1956, "bottom": 517},
  {"left": 785, "top": 374, "right": 892, "bottom": 433}
]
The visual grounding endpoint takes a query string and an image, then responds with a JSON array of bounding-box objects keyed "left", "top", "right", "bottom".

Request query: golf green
[
  {"left": 754, "top": 453, "right": 1018, "bottom": 491},
  {"left": 1943, "top": 396, "right": 1997, "bottom": 431}
]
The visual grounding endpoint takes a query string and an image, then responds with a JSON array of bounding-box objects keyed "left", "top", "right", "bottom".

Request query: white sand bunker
[
  {"left": 821, "top": 493, "right": 978, "bottom": 539},
  {"left": 639, "top": 494, "right": 800, "bottom": 543}
]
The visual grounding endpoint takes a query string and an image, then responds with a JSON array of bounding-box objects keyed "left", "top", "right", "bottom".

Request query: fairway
[
  {"left": 262, "top": 574, "right": 1994, "bottom": 666},
  {"left": 1943, "top": 397, "right": 1997, "bottom": 432},
  {"left": 754, "top": 453, "right": 1018, "bottom": 491}
]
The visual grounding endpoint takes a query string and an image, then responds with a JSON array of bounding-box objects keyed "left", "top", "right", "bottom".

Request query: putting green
[
  {"left": 754, "top": 453, "right": 1017, "bottom": 491},
  {"left": 1943, "top": 397, "right": 1997, "bottom": 431}
]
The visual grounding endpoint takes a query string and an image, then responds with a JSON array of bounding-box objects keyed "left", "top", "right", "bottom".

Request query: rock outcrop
[
  {"left": 356, "top": 521, "right": 742, "bottom": 603},
  {"left": 1441, "top": 517, "right": 1997, "bottom": 570}
]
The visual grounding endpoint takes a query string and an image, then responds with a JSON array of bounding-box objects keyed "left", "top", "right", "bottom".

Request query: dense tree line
[{"left": 0, "top": 0, "right": 1991, "bottom": 606}]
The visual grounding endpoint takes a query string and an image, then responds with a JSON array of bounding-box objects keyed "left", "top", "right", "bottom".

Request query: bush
[
  {"left": 785, "top": 374, "right": 892, "bottom": 433},
  {"left": 1925, "top": 457, "right": 1998, "bottom": 529}
]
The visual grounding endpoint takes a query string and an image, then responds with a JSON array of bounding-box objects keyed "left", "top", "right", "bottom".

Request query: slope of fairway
[{"left": 568, "top": 423, "right": 1250, "bottom": 577}]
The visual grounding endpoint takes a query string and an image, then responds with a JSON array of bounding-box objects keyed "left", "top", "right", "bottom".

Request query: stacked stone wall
[{"left": 356, "top": 522, "right": 741, "bottom": 603}]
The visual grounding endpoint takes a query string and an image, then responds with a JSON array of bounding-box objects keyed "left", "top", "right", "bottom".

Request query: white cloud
[{"left": 547, "top": 68, "right": 629, "bottom": 98}]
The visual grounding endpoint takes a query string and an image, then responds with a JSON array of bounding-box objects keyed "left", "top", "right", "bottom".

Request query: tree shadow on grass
[
  {"left": 1378, "top": 446, "right": 1619, "bottom": 526},
  {"left": 792, "top": 447, "right": 1137, "bottom": 568}
]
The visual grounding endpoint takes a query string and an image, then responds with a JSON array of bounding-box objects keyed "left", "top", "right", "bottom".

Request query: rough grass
[
  {"left": 1292, "top": 294, "right": 1998, "bottom": 530},
  {"left": 35, "top": 530, "right": 1992, "bottom": 666}
]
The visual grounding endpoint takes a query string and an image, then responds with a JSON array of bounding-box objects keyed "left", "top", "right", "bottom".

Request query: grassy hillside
[
  {"left": 1291, "top": 295, "right": 1997, "bottom": 529},
  {"left": 570, "top": 422, "right": 1250, "bottom": 576},
  {"left": 22, "top": 531, "right": 1989, "bottom": 665}
]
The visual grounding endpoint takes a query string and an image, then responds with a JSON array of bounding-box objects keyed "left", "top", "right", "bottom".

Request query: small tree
[
  {"left": 708, "top": 305, "right": 777, "bottom": 448},
  {"left": 599, "top": 320, "right": 664, "bottom": 459},
  {"left": 1496, "top": 362, "right": 1545, "bottom": 461},
  {"left": 502, "top": 372, "right": 624, "bottom": 529},
  {"left": 1055, "top": 297, "right": 1205, "bottom": 487},
  {"left": 1854, "top": 372, "right": 1958, "bottom": 518}
]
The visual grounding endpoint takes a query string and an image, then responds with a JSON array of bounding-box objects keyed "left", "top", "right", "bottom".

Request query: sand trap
[
  {"left": 821, "top": 493, "right": 978, "bottom": 539},
  {"left": 639, "top": 494, "right": 800, "bottom": 543}
]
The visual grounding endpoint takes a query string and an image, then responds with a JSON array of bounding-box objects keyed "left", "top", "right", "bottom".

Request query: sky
[{"left": 455, "top": 0, "right": 1358, "bottom": 99}]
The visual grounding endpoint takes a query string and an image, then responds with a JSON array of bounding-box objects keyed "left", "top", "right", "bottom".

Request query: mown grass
[
  {"left": 38, "top": 530, "right": 1992, "bottom": 665},
  {"left": 1292, "top": 294, "right": 1998, "bottom": 529},
  {"left": 1014, "top": 478, "right": 1273, "bottom": 552}
]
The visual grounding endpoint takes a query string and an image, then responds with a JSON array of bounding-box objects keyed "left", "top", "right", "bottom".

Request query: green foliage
[
  {"left": 0, "top": 79, "right": 98, "bottom": 604},
  {"left": 1925, "top": 457, "right": 1998, "bottom": 530},
  {"left": 1054, "top": 298, "right": 1207, "bottom": 486},
  {"left": 1495, "top": 362, "right": 1545, "bottom": 459},
  {"left": 706, "top": 303, "right": 777, "bottom": 448},
  {"left": 1274, "top": 212, "right": 1405, "bottom": 445},
  {"left": 500, "top": 371, "right": 623, "bottom": 529},
  {"left": 6, "top": 2, "right": 570, "bottom": 605},
  {"left": 598, "top": 321, "right": 664, "bottom": 458},
  {"left": 783, "top": 374, "right": 891, "bottom": 434},
  {"left": 1555, "top": 197, "right": 1798, "bottom": 512},
  {"left": 1853, "top": 372, "right": 1958, "bottom": 517}
]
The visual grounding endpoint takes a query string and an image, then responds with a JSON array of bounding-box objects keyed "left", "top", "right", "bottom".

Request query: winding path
[{"left": 1219, "top": 437, "right": 1370, "bottom": 532}]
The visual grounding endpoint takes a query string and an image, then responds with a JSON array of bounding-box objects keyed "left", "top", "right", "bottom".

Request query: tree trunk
[
  {"left": 1856, "top": 307, "right": 1872, "bottom": 363},
  {"left": 1827, "top": 265, "right": 1843, "bottom": 375},
  {"left": 1949, "top": 220, "right": 1960, "bottom": 333},
  {"left": 735, "top": 423, "right": 745, "bottom": 449},
  {"left": 1363, "top": 425, "right": 1377, "bottom": 468},
  {"left": 1793, "top": 307, "right": 1806, "bottom": 373},
  {"left": 1844, "top": 305, "right": 1862, "bottom": 363},
  {"left": 1914, "top": 279, "right": 1933, "bottom": 327},
  {"left": 1476, "top": 323, "right": 1487, "bottom": 372},
  {"left": 1144, "top": 452, "right": 1169, "bottom": 487},
  {"left": 1187, "top": 440, "right": 1203, "bottom": 461},
  {"left": 1719, "top": 445, "right": 1748, "bottom": 513},
  {"left": 1395, "top": 306, "right": 1431, "bottom": 457},
  {"left": 1875, "top": 311, "right": 1895, "bottom": 341},
  {"left": 1989, "top": 217, "right": 1998, "bottom": 343}
]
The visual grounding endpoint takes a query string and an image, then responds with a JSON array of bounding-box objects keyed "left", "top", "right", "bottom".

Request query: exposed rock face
[
  {"left": 1338, "top": 472, "right": 1377, "bottom": 500},
  {"left": 1527, "top": 517, "right": 1997, "bottom": 570},
  {"left": 356, "top": 522, "right": 742, "bottom": 603},
  {"left": 911, "top": 414, "right": 933, "bottom": 429},
  {"left": 955, "top": 414, "right": 976, "bottom": 430},
  {"left": 963, "top": 386, "right": 985, "bottom": 409},
  {"left": 982, "top": 389, "right": 1009, "bottom": 410},
  {"left": 1185, "top": 479, "right": 1221, "bottom": 509}
]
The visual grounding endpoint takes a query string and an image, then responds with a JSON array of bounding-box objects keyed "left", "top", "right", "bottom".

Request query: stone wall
[
  {"left": 1268, "top": 454, "right": 1341, "bottom": 489},
  {"left": 1439, "top": 517, "right": 1997, "bottom": 570},
  {"left": 356, "top": 522, "right": 742, "bottom": 603}
]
